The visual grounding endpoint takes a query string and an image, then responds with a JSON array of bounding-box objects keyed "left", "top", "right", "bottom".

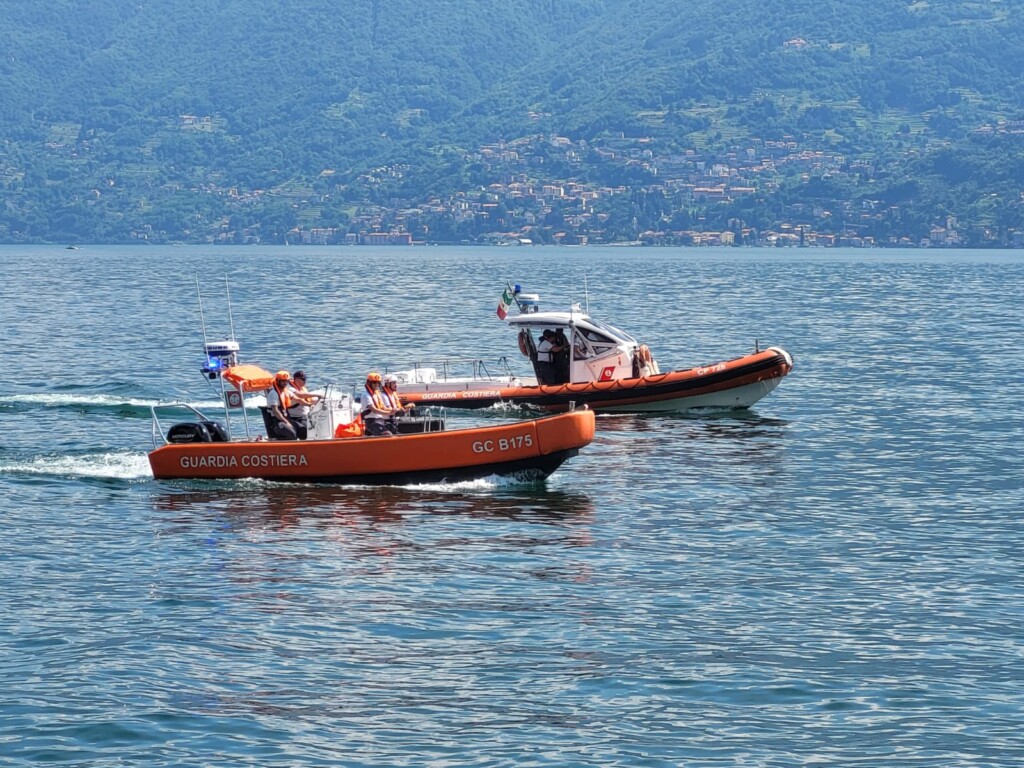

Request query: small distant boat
[
  {"left": 66, "top": 245, "right": 79, "bottom": 250},
  {"left": 392, "top": 283, "right": 793, "bottom": 413}
]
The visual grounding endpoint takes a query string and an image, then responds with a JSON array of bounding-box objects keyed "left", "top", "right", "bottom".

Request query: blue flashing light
[
  {"left": 514, "top": 284, "right": 522, "bottom": 294},
  {"left": 207, "top": 357, "right": 222, "bottom": 370}
]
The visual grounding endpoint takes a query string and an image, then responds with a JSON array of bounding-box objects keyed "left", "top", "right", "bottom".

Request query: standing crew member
[
  {"left": 286, "top": 370, "right": 321, "bottom": 440},
  {"left": 267, "top": 370, "right": 298, "bottom": 440},
  {"left": 361, "top": 372, "right": 396, "bottom": 437},
  {"left": 536, "top": 329, "right": 565, "bottom": 385},
  {"left": 553, "top": 328, "right": 571, "bottom": 383}
]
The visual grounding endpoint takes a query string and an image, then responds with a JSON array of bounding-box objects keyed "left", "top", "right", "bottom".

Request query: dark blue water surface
[{"left": 1, "top": 245, "right": 1022, "bottom": 767}]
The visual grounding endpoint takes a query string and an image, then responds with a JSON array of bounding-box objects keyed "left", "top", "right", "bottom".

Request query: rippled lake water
[{"left": 1, "top": 245, "right": 1022, "bottom": 766}]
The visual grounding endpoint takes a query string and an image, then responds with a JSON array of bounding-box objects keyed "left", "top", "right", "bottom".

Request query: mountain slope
[
  {"left": 452, "top": 0, "right": 1023, "bottom": 141},
  {"left": 1, "top": 0, "right": 1021, "bottom": 244}
]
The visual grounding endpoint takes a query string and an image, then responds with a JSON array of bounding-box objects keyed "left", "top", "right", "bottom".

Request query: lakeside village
[{"left": 257, "top": 130, "right": 1024, "bottom": 249}]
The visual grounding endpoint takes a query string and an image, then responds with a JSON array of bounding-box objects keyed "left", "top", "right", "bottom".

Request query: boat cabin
[{"left": 506, "top": 310, "right": 658, "bottom": 385}]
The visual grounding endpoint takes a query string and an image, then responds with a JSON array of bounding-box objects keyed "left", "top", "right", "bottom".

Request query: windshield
[{"left": 586, "top": 318, "right": 636, "bottom": 344}]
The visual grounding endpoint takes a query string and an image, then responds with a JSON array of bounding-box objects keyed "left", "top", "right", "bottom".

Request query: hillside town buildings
[
  {"left": 22, "top": 113, "right": 1014, "bottom": 247},
  {"left": 279, "top": 132, "right": 996, "bottom": 248}
]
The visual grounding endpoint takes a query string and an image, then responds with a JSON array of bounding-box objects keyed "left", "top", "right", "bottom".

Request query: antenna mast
[
  {"left": 224, "top": 274, "right": 236, "bottom": 341},
  {"left": 196, "top": 274, "right": 209, "bottom": 348}
]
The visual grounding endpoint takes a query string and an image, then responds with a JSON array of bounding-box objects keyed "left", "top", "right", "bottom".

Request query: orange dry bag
[{"left": 334, "top": 415, "right": 364, "bottom": 438}]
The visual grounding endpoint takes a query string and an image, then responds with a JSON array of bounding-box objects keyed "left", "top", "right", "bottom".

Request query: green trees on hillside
[{"left": 0, "top": 0, "right": 1022, "bottom": 244}]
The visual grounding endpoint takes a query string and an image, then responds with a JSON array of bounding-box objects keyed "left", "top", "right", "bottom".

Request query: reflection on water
[
  {"left": 6, "top": 248, "right": 1024, "bottom": 767},
  {"left": 591, "top": 409, "right": 789, "bottom": 473},
  {"left": 151, "top": 484, "right": 595, "bottom": 534},
  {"left": 596, "top": 409, "right": 789, "bottom": 432},
  {"left": 147, "top": 485, "right": 598, "bottom": 611}
]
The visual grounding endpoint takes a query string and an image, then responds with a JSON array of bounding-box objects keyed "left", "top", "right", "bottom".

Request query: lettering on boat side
[
  {"left": 472, "top": 434, "right": 534, "bottom": 454},
  {"left": 695, "top": 362, "right": 727, "bottom": 376},
  {"left": 420, "top": 390, "right": 502, "bottom": 400},
  {"left": 178, "top": 454, "right": 309, "bottom": 469}
]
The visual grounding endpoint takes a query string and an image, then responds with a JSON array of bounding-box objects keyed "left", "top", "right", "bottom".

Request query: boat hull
[
  {"left": 149, "top": 409, "right": 595, "bottom": 483},
  {"left": 402, "top": 347, "right": 793, "bottom": 413}
]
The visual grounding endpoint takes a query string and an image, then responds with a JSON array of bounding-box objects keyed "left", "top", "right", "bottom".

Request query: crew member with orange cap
[
  {"left": 267, "top": 370, "right": 298, "bottom": 440},
  {"left": 360, "top": 372, "right": 396, "bottom": 437}
]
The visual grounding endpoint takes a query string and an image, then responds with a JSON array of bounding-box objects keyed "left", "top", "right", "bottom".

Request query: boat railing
[
  {"left": 387, "top": 356, "right": 519, "bottom": 383},
  {"left": 419, "top": 405, "right": 446, "bottom": 432}
]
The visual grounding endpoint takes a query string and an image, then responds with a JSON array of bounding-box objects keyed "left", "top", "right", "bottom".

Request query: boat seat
[
  {"left": 258, "top": 406, "right": 275, "bottom": 434},
  {"left": 395, "top": 414, "right": 445, "bottom": 433},
  {"left": 258, "top": 406, "right": 295, "bottom": 440}
]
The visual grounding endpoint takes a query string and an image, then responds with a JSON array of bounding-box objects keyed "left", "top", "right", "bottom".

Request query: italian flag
[{"left": 496, "top": 287, "right": 514, "bottom": 319}]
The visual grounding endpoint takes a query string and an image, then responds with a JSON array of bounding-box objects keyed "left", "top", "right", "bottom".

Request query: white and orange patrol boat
[
  {"left": 390, "top": 284, "right": 793, "bottom": 413},
  {"left": 148, "top": 338, "right": 594, "bottom": 484}
]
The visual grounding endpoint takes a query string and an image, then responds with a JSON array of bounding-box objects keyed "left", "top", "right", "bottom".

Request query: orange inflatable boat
[
  {"left": 150, "top": 407, "right": 594, "bottom": 484},
  {"left": 150, "top": 285, "right": 598, "bottom": 484},
  {"left": 398, "top": 346, "right": 792, "bottom": 413},
  {"left": 387, "top": 283, "right": 793, "bottom": 414},
  {"left": 148, "top": 397, "right": 595, "bottom": 484}
]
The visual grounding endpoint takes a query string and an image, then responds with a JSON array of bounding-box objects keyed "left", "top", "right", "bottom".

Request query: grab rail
[
  {"left": 385, "top": 356, "right": 519, "bottom": 382},
  {"left": 150, "top": 402, "right": 211, "bottom": 449}
]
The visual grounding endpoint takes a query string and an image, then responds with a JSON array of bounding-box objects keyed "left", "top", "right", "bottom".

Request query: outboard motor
[
  {"left": 201, "top": 420, "right": 228, "bottom": 442},
  {"left": 167, "top": 422, "right": 213, "bottom": 444},
  {"left": 166, "top": 420, "right": 228, "bottom": 444}
]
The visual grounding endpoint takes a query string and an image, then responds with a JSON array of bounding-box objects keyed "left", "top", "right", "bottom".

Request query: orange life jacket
[
  {"left": 361, "top": 385, "right": 390, "bottom": 418},
  {"left": 273, "top": 383, "right": 293, "bottom": 410},
  {"left": 384, "top": 388, "right": 403, "bottom": 413}
]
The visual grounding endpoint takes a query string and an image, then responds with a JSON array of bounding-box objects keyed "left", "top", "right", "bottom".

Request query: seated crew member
[
  {"left": 360, "top": 371, "right": 396, "bottom": 437},
  {"left": 285, "top": 370, "right": 321, "bottom": 440},
  {"left": 267, "top": 370, "right": 299, "bottom": 440},
  {"left": 382, "top": 374, "right": 415, "bottom": 433}
]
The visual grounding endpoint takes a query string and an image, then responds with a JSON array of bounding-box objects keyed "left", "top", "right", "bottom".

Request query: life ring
[{"left": 518, "top": 329, "right": 531, "bottom": 357}]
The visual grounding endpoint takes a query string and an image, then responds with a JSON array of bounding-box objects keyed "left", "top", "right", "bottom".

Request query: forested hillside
[{"left": 1, "top": 0, "right": 1022, "bottom": 245}]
